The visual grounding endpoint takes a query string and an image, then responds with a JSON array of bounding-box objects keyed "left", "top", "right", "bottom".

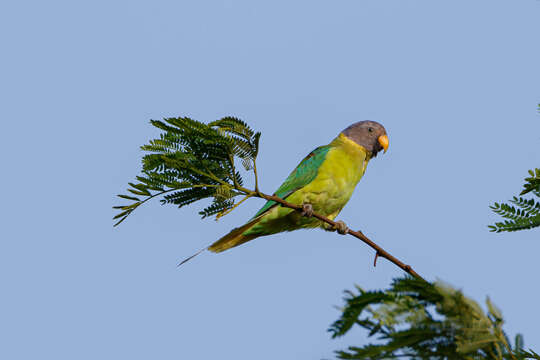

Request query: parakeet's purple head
[{"left": 342, "top": 121, "right": 388, "bottom": 157}]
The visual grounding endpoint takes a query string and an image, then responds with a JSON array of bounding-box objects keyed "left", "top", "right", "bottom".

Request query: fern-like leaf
[
  {"left": 521, "top": 168, "right": 540, "bottom": 195},
  {"left": 114, "top": 116, "right": 262, "bottom": 225},
  {"left": 490, "top": 169, "right": 540, "bottom": 233},
  {"left": 199, "top": 199, "right": 235, "bottom": 219},
  {"left": 330, "top": 276, "right": 533, "bottom": 360}
]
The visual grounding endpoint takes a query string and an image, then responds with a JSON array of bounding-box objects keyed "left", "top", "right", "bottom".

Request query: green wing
[{"left": 252, "top": 145, "right": 331, "bottom": 218}]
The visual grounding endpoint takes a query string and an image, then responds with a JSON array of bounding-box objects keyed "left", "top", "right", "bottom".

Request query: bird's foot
[
  {"left": 301, "top": 203, "right": 314, "bottom": 217},
  {"left": 333, "top": 220, "right": 349, "bottom": 235}
]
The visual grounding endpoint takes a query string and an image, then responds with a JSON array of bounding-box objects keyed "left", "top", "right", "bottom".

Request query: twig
[
  {"left": 253, "top": 192, "right": 426, "bottom": 281},
  {"left": 252, "top": 159, "right": 261, "bottom": 194},
  {"left": 216, "top": 194, "right": 252, "bottom": 220}
]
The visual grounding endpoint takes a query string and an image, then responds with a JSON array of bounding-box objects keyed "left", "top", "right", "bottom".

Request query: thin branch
[
  {"left": 188, "top": 164, "right": 230, "bottom": 187},
  {"left": 253, "top": 159, "right": 260, "bottom": 194},
  {"left": 250, "top": 191, "right": 425, "bottom": 281},
  {"left": 215, "top": 194, "right": 252, "bottom": 220},
  {"left": 114, "top": 184, "right": 223, "bottom": 226},
  {"left": 113, "top": 188, "right": 176, "bottom": 227},
  {"left": 227, "top": 153, "right": 239, "bottom": 188}
]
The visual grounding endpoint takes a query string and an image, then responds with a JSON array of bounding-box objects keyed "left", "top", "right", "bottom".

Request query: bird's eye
[{"left": 368, "top": 127, "right": 374, "bottom": 133}]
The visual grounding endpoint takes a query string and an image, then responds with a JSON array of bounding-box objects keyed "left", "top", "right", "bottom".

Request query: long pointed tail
[
  {"left": 177, "top": 247, "right": 207, "bottom": 267},
  {"left": 208, "top": 216, "right": 261, "bottom": 253},
  {"left": 177, "top": 216, "right": 262, "bottom": 267}
]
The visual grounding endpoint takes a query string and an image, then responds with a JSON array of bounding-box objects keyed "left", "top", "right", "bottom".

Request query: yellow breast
[{"left": 289, "top": 133, "right": 370, "bottom": 219}]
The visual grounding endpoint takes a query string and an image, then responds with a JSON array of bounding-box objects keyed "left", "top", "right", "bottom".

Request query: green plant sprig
[
  {"left": 489, "top": 169, "right": 540, "bottom": 233},
  {"left": 113, "top": 116, "right": 261, "bottom": 226},
  {"left": 330, "top": 276, "right": 537, "bottom": 360}
]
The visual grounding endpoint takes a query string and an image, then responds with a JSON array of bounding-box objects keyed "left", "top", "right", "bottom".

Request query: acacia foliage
[
  {"left": 113, "top": 116, "right": 260, "bottom": 226},
  {"left": 489, "top": 168, "right": 540, "bottom": 233},
  {"left": 329, "top": 277, "right": 538, "bottom": 360}
]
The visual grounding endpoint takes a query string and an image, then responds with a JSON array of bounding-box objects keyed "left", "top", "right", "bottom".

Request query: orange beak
[{"left": 378, "top": 134, "right": 389, "bottom": 153}]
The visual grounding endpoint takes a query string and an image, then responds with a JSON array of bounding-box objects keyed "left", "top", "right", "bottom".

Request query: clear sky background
[{"left": 1, "top": 1, "right": 539, "bottom": 359}]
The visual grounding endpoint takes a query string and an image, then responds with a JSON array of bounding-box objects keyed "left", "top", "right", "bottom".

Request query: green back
[{"left": 252, "top": 145, "right": 331, "bottom": 218}]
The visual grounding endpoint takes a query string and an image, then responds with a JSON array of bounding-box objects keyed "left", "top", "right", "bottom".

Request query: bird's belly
[
  {"left": 303, "top": 178, "right": 355, "bottom": 216},
  {"left": 286, "top": 159, "right": 364, "bottom": 227}
]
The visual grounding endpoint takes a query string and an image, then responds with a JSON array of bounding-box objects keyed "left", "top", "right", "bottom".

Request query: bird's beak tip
[{"left": 378, "top": 134, "right": 389, "bottom": 153}]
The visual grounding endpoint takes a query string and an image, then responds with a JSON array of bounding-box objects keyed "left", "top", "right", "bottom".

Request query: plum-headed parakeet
[{"left": 180, "top": 121, "right": 388, "bottom": 264}]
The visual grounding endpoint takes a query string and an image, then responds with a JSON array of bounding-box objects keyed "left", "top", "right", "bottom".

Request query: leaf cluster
[
  {"left": 114, "top": 116, "right": 261, "bottom": 226},
  {"left": 329, "top": 276, "right": 537, "bottom": 360},
  {"left": 489, "top": 169, "right": 540, "bottom": 233}
]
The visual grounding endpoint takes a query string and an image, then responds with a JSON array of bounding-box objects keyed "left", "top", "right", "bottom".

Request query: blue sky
[{"left": 1, "top": 0, "right": 539, "bottom": 359}]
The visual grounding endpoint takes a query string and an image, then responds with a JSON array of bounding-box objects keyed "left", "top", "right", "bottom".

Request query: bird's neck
[{"left": 331, "top": 133, "right": 372, "bottom": 161}]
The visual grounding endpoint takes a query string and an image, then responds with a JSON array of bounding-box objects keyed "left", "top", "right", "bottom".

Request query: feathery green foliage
[
  {"left": 113, "top": 116, "right": 261, "bottom": 226},
  {"left": 489, "top": 169, "right": 540, "bottom": 233},
  {"left": 329, "top": 276, "right": 536, "bottom": 360}
]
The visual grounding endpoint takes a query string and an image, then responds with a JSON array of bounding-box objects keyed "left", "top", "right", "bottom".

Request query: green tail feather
[{"left": 208, "top": 216, "right": 262, "bottom": 253}]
